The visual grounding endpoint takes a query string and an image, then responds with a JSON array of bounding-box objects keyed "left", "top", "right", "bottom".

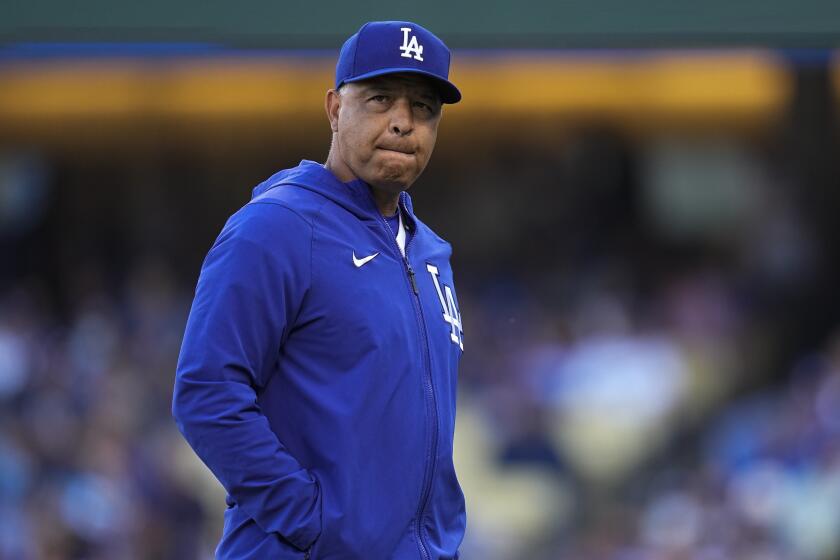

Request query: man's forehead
[{"left": 354, "top": 73, "right": 441, "bottom": 100}]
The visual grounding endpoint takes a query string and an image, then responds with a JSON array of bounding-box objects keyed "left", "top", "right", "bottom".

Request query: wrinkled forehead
[{"left": 350, "top": 73, "right": 441, "bottom": 102}]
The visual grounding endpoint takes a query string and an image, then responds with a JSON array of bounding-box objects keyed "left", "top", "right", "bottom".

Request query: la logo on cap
[{"left": 399, "top": 27, "right": 424, "bottom": 61}]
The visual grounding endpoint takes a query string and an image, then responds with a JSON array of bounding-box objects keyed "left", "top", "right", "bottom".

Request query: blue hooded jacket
[{"left": 172, "top": 160, "right": 466, "bottom": 559}]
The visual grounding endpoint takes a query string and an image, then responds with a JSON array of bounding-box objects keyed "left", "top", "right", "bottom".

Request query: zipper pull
[{"left": 407, "top": 264, "right": 419, "bottom": 295}]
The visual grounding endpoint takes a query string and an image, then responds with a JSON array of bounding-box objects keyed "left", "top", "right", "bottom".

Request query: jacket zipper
[{"left": 378, "top": 202, "right": 438, "bottom": 560}]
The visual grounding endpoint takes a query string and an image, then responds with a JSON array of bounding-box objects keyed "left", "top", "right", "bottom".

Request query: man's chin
[
  {"left": 370, "top": 165, "right": 419, "bottom": 192},
  {"left": 368, "top": 176, "right": 412, "bottom": 194}
]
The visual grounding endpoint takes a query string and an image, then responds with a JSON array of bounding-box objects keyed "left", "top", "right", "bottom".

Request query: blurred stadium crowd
[{"left": 2, "top": 59, "right": 840, "bottom": 560}]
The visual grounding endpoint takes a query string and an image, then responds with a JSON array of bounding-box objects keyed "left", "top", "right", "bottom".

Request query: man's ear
[{"left": 325, "top": 88, "right": 341, "bottom": 132}]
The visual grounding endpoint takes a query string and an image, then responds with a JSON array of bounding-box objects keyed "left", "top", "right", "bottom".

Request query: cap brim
[{"left": 343, "top": 67, "right": 461, "bottom": 104}]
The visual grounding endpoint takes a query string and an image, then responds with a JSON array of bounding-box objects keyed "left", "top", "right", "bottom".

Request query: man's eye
[
  {"left": 370, "top": 95, "right": 388, "bottom": 103},
  {"left": 414, "top": 101, "right": 439, "bottom": 116}
]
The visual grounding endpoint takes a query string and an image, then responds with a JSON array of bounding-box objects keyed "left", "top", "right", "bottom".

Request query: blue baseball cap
[{"left": 335, "top": 21, "right": 461, "bottom": 104}]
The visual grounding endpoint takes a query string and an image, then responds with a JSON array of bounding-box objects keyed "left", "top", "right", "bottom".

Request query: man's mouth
[{"left": 377, "top": 146, "right": 416, "bottom": 155}]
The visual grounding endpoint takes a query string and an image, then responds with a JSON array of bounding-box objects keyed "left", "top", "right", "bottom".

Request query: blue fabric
[
  {"left": 385, "top": 208, "right": 400, "bottom": 237},
  {"left": 172, "top": 160, "right": 466, "bottom": 559}
]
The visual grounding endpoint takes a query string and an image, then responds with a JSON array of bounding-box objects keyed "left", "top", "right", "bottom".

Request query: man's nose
[{"left": 389, "top": 98, "right": 413, "bottom": 136}]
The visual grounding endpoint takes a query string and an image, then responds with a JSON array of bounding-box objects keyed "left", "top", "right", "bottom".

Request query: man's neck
[
  {"left": 324, "top": 152, "right": 400, "bottom": 217},
  {"left": 369, "top": 188, "right": 400, "bottom": 218}
]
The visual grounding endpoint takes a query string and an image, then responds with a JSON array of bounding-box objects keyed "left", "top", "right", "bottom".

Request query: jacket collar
[{"left": 252, "top": 160, "right": 417, "bottom": 224}]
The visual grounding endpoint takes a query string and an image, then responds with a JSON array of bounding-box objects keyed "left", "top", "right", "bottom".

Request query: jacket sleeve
[{"left": 171, "top": 201, "right": 320, "bottom": 551}]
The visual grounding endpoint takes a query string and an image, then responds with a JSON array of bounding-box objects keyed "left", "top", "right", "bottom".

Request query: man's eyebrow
[
  {"left": 416, "top": 90, "right": 440, "bottom": 103},
  {"left": 359, "top": 83, "right": 396, "bottom": 94},
  {"left": 359, "top": 81, "right": 439, "bottom": 100}
]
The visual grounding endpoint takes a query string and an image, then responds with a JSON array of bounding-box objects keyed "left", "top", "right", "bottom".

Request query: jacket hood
[{"left": 251, "top": 160, "right": 416, "bottom": 222}]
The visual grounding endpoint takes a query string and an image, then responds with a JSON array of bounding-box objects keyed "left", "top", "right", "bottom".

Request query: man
[{"left": 172, "top": 21, "right": 466, "bottom": 559}]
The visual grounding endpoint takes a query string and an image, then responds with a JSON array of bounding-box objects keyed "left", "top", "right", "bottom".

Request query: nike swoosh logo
[{"left": 353, "top": 251, "right": 379, "bottom": 268}]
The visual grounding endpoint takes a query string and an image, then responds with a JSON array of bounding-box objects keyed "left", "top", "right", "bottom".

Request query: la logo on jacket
[{"left": 426, "top": 264, "right": 463, "bottom": 350}]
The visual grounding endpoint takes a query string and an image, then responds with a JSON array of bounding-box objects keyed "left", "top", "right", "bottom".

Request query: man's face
[{"left": 327, "top": 73, "right": 443, "bottom": 193}]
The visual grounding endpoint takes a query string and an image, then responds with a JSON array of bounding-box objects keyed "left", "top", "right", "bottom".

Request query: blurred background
[{"left": 3, "top": 2, "right": 840, "bottom": 559}]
